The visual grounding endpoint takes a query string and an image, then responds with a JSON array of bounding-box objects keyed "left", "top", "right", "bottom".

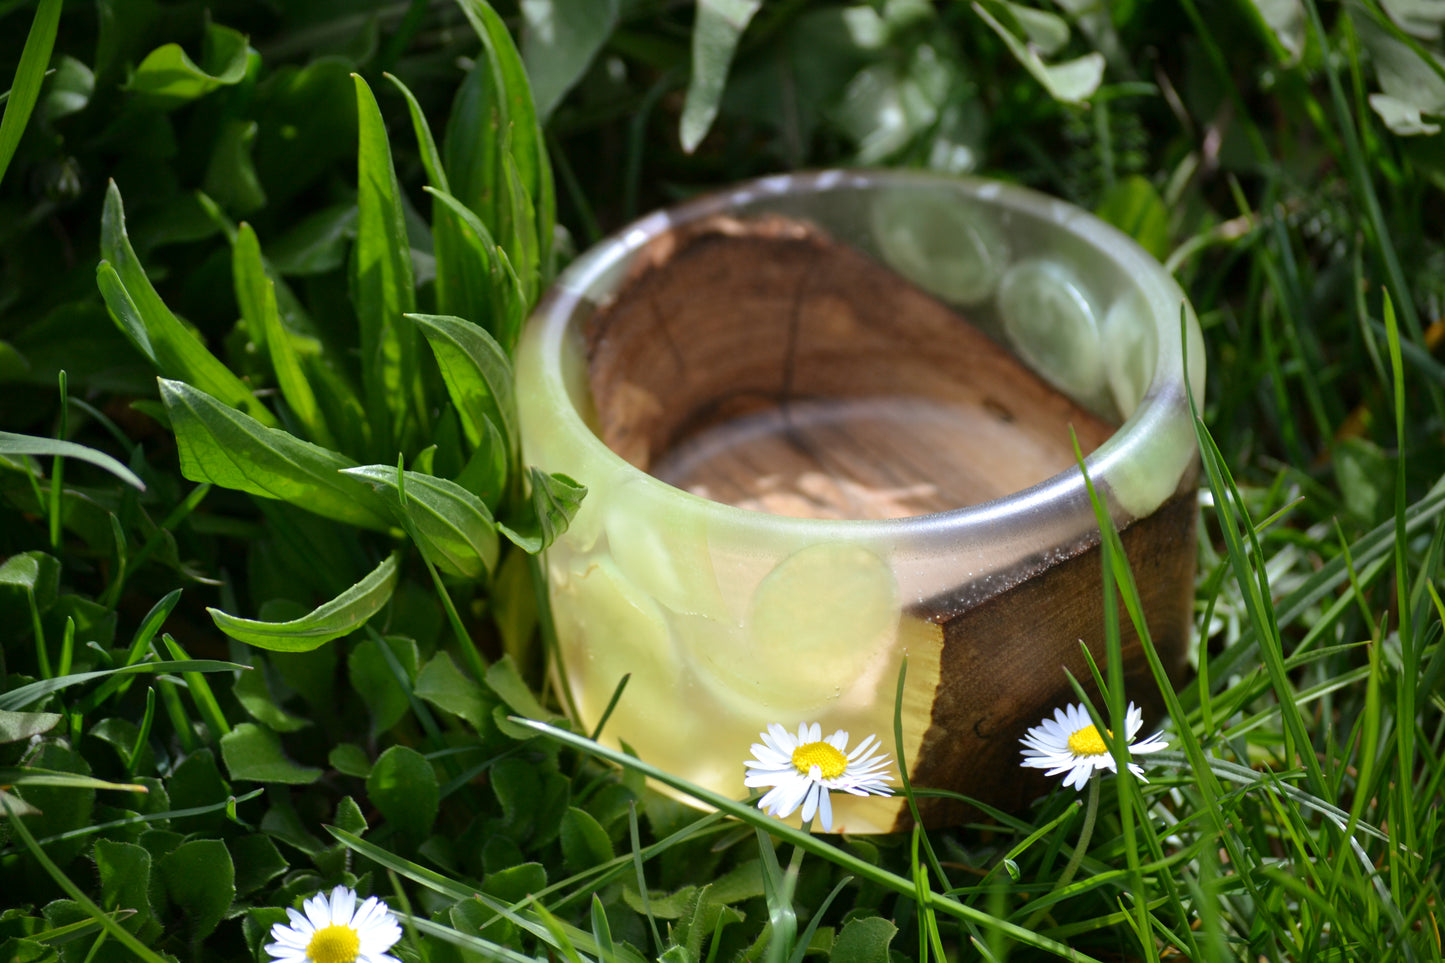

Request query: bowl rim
[{"left": 518, "top": 168, "right": 1203, "bottom": 544}]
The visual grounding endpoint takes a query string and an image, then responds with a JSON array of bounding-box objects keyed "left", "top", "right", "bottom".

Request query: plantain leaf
[
  {"left": 99, "top": 183, "right": 278, "bottom": 426},
  {"left": 157, "top": 379, "right": 391, "bottom": 531},
  {"left": 453, "top": 0, "right": 555, "bottom": 274},
  {"left": 234, "top": 224, "right": 337, "bottom": 448},
  {"left": 351, "top": 73, "right": 421, "bottom": 457},
  {"left": 0, "top": 0, "right": 61, "bottom": 188},
  {"left": 0, "top": 431, "right": 145, "bottom": 490},
  {"left": 521, "top": 0, "right": 620, "bottom": 121},
  {"left": 425, "top": 185, "right": 527, "bottom": 351},
  {"left": 343, "top": 465, "right": 501, "bottom": 580},
  {"left": 408, "top": 313, "right": 518, "bottom": 462},
  {"left": 680, "top": 0, "right": 763, "bottom": 153},
  {"left": 208, "top": 554, "right": 401, "bottom": 651}
]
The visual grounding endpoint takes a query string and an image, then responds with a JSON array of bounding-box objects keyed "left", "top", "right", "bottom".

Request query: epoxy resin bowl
[{"left": 515, "top": 170, "right": 1204, "bottom": 832}]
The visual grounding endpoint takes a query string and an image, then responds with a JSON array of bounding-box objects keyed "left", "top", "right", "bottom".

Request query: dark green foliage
[{"left": 1, "top": 1, "right": 1444, "bottom": 962}]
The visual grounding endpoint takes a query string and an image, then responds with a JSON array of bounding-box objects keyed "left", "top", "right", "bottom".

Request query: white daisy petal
[
  {"left": 265, "top": 885, "right": 402, "bottom": 963},
  {"left": 744, "top": 722, "right": 895, "bottom": 831},
  {"left": 1019, "top": 701, "right": 1169, "bottom": 790}
]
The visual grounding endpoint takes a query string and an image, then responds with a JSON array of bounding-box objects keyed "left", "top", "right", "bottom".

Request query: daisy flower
[
  {"left": 265, "top": 885, "right": 402, "bottom": 963},
  {"left": 1020, "top": 701, "right": 1168, "bottom": 791},
  {"left": 744, "top": 722, "right": 894, "bottom": 832}
]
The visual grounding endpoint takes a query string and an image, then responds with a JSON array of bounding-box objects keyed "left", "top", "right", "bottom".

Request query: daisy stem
[{"left": 1026, "top": 778, "right": 1099, "bottom": 929}]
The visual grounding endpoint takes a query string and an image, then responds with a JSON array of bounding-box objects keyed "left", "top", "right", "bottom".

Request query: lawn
[{"left": 1, "top": 2, "right": 1442, "bottom": 962}]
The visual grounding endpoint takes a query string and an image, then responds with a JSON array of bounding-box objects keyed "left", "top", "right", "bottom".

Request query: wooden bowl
[{"left": 516, "top": 171, "right": 1204, "bottom": 832}]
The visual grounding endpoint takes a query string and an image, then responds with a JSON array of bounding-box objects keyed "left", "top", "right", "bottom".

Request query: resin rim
[{"left": 517, "top": 169, "right": 1205, "bottom": 556}]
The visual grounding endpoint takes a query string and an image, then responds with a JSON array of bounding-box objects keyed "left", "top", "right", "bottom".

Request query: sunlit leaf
[
  {"left": 521, "top": 0, "right": 620, "bottom": 120},
  {"left": 157, "top": 379, "right": 390, "bottom": 531},
  {"left": 220, "top": 723, "right": 324, "bottom": 783},
  {"left": 125, "top": 21, "right": 249, "bottom": 108},
  {"left": 680, "top": 0, "right": 763, "bottom": 152},
  {"left": 207, "top": 554, "right": 401, "bottom": 651},
  {"left": 99, "top": 183, "right": 278, "bottom": 427},
  {"left": 351, "top": 74, "right": 421, "bottom": 456}
]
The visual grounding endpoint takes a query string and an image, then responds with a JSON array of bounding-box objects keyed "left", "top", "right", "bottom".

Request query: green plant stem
[{"left": 1026, "top": 779, "right": 1100, "bottom": 929}]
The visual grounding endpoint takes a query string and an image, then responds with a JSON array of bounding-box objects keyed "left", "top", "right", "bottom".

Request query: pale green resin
[{"left": 515, "top": 171, "right": 1204, "bottom": 833}]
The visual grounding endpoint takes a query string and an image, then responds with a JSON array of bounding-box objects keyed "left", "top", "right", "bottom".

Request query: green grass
[{"left": 1, "top": 1, "right": 1444, "bottom": 962}]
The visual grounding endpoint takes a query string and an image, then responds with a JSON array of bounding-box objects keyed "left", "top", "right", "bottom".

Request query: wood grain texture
[
  {"left": 898, "top": 487, "right": 1198, "bottom": 828},
  {"left": 586, "top": 214, "right": 1116, "bottom": 518}
]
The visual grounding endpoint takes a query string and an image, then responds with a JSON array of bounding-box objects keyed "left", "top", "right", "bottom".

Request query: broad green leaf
[
  {"left": 367, "top": 745, "right": 439, "bottom": 844},
  {"left": 219, "top": 723, "right": 323, "bottom": 784},
  {"left": 267, "top": 203, "right": 358, "bottom": 276},
  {"left": 157, "top": 379, "right": 390, "bottom": 531},
  {"left": 415, "top": 651, "right": 493, "bottom": 730},
  {"left": 348, "top": 635, "right": 418, "bottom": 735},
  {"left": 10, "top": 744, "right": 93, "bottom": 865},
  {"left": 484, "top": 655, "right": 551, "bottom": 722},
  {"left": 425, "top": 185, "right": 527, "bottom": 352},
  {"left": 207, "top": 553, "right": 400, "bottom": 651},
  {"left": 343, "top": 465, "right": 501, "bottom": 580},
  {"left": 1094, "top": 175, "right": 1170, "bottom": 261},
  {"left": 329, "top": 744, "right": 372, "bottom": 778},
  {"left": 680, "top": 0, "right": 763, "bottom": 153},
  {"left": 409, "top": 313, "right": 519, "bottom": 460},
  {"left": 38, "top": 54, "right": 93, "bottom": 123},
  {"left": 521, "top": 0, "right": 620, "bottom": 120},
  {"left": 99, "top": 184, "right": 278, "bottom": 426},
  {"left": 456, "top": 419, "right": 510, "bottom": 511},
  {"left": 829, "top": 917, "right": 897, "bottom": 963},
  {"left": 0, "top": 660, "right": 244, "bottom": 713},
  {"left": 234, "top": 224, "right": 336, "bottom": 448},
  {"left": 0, "top": 710, "right": 60, "bottom": 743},
  {"left": 125, "top": 21, "right": 249, "bottom": 108},
  {"left": 0, "top": 0, "right": 60, "bottom": 188},
  {"left": 231, "top": 834, "right": 288, "bottom": 897},
  {"left": 972, "top": 3, "right": 1104, "bottom": 104},
  {"left": 351, "top": 73, "right": 420, "bottom": 456},
  {"left": 560, "top": 806, "right": 614, "bottom": 871},
  {"left": 232, "top": 664, "right": 310, "bottom": 732},
  {"left": 454, "top": 0, "right": 556, "bottom": 271},
  {"left": 157, "top": 839, "right": 235, "bottom": 938},
  {"left": 94, "top": 839, "right": 153, "bottom": 926},
  {"left": 499, "top": 468, "right": 585, "bottom": 554},
  {"left": 0, "top": 431, "right": 144, "bottom": 490}
]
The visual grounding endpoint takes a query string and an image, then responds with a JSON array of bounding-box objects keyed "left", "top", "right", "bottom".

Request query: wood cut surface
[{"left": 585, "top": 214, "right": 1117, "bottom": 519}]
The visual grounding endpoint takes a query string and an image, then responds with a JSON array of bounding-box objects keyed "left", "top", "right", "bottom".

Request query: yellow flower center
[
  {"left": 1067, "top": 724, "right": 1110, "bottom": 757},
  {"left": 792, "top": 741, "right": 848, "bottom": 779},
  {"left": 307, "top": 924, "right": 361, "bottom": 963}
]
